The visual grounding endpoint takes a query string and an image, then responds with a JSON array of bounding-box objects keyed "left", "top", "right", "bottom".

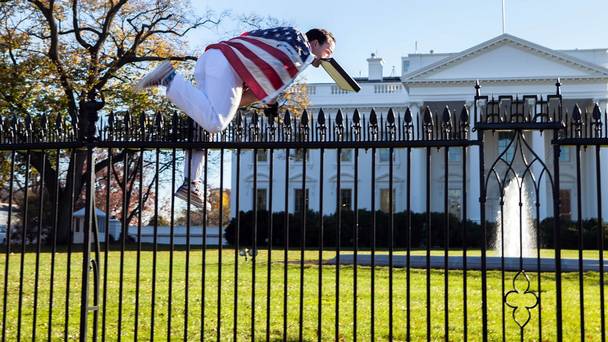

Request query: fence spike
[
  {"left": 335, "top": 109, "right": 344, "bottom": 127},
  {"left": 155, "top": 111, "right": 163, "bottom": 130},
  {"left": 352, "top": 108, "right": 361, "bottom": 126},
  {"left": 369, "top": 108, "right": 378, "bottom": 126},
  {"left": 593, "top": 103, "right": 602, "bottom": 121},
  {"left": 387, "top": 108, "right": 395, "bottom": 126},
  {"left": 283, "top": 109, "right": 291, "bottom": 127},
  {"left": 442, "top": 106, "right": 452, "bottom": 123},
  {"left": 424, "top": 106, "right": 434, "bottom": 125},
  {"left": 300, "top": 109, "right": 309, "bottom": 128},
  {"left": 572, "top": 104, "right": 582, "bottom": 122},
  {"left": 41, "top": 113, "right": 48, "bottom": 139},
  {"left": 317, "top": 108, "right": 326, "bottom": 126},
  {"left": 460, "top": 105, "right": 469, "bottom": 123}
]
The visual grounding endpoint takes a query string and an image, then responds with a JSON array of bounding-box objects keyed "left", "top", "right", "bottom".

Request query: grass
[{"left": 0, "top": 247, "right": 607, "bottom": 341}]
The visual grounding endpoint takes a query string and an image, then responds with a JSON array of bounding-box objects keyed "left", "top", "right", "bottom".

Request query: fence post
[{"left": 79, "top": 97, "right": 104, "bottom": 342}]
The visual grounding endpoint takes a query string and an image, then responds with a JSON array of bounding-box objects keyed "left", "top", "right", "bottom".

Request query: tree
[{"left": 0, "top": 0, "right": 223, "bottom": 242}]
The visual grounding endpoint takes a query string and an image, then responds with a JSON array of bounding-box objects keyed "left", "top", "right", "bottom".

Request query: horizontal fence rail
[{"left": 0, "top": 82, "right": 607, "bottom": 341}]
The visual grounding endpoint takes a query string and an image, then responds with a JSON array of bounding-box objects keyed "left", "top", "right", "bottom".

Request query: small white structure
[
  {"left": 127, "top": 226, "right": 227, "bottom": 246},
  {"left": 72, "top": 208, "right": 121, "bottom": 244},
  {"left": 0, "top": 203, "right": 19, "bottom": 243}
]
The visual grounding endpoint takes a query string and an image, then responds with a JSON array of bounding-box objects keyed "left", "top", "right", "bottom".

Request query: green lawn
[{"left": 0, "top": 248, "right": 607, "bottom": 341}]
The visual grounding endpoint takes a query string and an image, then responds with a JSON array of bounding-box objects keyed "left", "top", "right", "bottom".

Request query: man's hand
[{"left": 311, "top": 57, "right": 322, "bottom": 68}]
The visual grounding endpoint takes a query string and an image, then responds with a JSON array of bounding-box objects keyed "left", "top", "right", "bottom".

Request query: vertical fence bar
[
  {"left": 150, "top": 148, "right": 160, "bottom": 341},
  {"left": 79, "top": 137, "right": 97, "bottom": 342},
  {"left": 117, "top": 149, "right": 129, "bottom": 342},
  {"left": 335, "top": 146, "right": 342, "bottom": 342},
  {"left": 233, "top": 148, "right": 241, "bottom": 342},
  {"left": 252, "top": 147, "right": 258, "bottom": 342},
  {"left": 478, "top": 130, "right": 488, "bottom": 342},
  {"left": 317, "top": 146, "right": 325, "bottom": 342},
  {"left": 32, "top": 151, "right": 46, "bottom": 340},
  {"left": 64, "top": 150, "right": 77, "bottom": 342},
  {"left": 135, "top": 148, "right": 144, "bottom": 340},
  {"left": 553, "top": 136, "right": 563, "bottom": 342},
  {"left": 389, "top": 146, "right": 394, "bottom": 340},
  {"left": 266, "top": 148, "right": 274, "bottom": 342},
  {"left": 370, "top": 146, "right": 376, "bottom": 342},
  {"left": 596, "top": 144, "right": 606, "bottom": 342},
  {"left": 101, "top": 147, "right": 112, "bottom": 342},
  {"left": 443, "top": 146, "right": 449, "bottom": 342},
  {"left": 1, "top": 151, "right": 15, "bottom": 342},
  {"left": 201, "top": 148, "right": 209, "bottom": 341},
  {"left": 353, "top": 146, "right": 359, "bottom": 342},
  {"left": 47, "top": 149, "right": 61, "bottom": 341},
  {"left": 462, "top": 145, "right": 468, "bottom": 342},
  {"left": 282, "top": 146, "right": 290, "bottom": 342},
  {"left": 535, "top": 172, "right": 543, "bottom": 342},
  {"left": 184, "top": 148, "right": 192, "bottom": 341},
  {"left": 575, "top": 144, "right": 585, "bottom": 339},
  {"left": 17, "top": 150, "right": 30, "bottom": 342},
  {"left": 406, "top": 146, "right": 412, "bottom": 342},
  {"left": 217, "top": 149, "right": 225, "bottom": 342},
  {"left": 298, "top": 146, "right": 307, "bottom": 341},
  {"left": 168, "top": 147, "right": 176, "bottom": 341},
  {"left": 425, "top": 145, "right": 431, "bottom": 342}
]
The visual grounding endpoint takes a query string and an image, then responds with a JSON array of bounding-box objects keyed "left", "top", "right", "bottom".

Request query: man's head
[{"left": 306, "top": 28, "right": 335, "bottom": 60}]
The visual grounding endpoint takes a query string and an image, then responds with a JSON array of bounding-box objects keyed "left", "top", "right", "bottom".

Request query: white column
[
  {"left": 531, "top": 131, "right": 549, "bottom": 220},
  {"left": 466, "top": 100, "right": 481, "bottom": 223},
  {"left": 409, "top": 102, "right": 426, "bottom": 213}
]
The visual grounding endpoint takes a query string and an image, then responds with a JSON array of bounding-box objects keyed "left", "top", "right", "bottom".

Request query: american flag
[{"left": 206, "top": 27, "right": 314, "bottom": 103}]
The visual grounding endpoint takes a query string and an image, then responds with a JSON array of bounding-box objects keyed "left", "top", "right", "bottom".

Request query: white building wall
[{"left": 231, "top": 36, "right": 608, "bottom": 224}]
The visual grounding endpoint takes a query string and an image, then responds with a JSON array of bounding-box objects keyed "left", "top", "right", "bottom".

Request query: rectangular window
[
  {"left": 448, "top": 148, "right": 461, "bottom": 162},
  {"left": 307, "top": 86, "right": 316, "bottom": 95},
  {"left": 340, "top": 189, "right": 352, "bottom": 210},
  {"left": 559, "top": 189, "right": 571, "bottom": 220},
  {"left": 292, "top": 148, "right": 309, "bottom": 161},
  {"left": 331, "top": 86, "right": 348, "bottom": 95},
  {"left": 380, "top": 189, "right": 395, "bottom": 213},
  {"left": 448, "top": 189, "right": 462, "bottom": 218},
  {"left": 256, "top": 149, "right": 268, "bottom": 162},
  {"left": 295, "top": 189, "right": 309, "bottom": 212},
  {"left": 559, "top": 146, "right": 571, "bottom": 162},
  {"left": 256, "top": 188, "right": 267, "bottom": 211},
  {"left": 340, "top": 149, "right": 353, "bottom": 162},
  {"left": 498, "top": 132, "right": 515, "bottom": 161},
  {"left": 378, "top": 148, "right": 392, "bottom": 162}
]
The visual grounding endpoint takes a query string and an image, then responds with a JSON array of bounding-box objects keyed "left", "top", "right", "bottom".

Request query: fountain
[{"left": 494, "top": 176, "right": 536, "bottom": 258}]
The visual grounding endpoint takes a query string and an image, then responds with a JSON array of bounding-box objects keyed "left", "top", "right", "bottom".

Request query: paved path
[{"left": 327, "top": 254, "right": 608, "bottom": 272}]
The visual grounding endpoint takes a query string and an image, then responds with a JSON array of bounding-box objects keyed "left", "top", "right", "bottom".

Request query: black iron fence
[{"left": 0, "top": 81, "right": 607, "bottom": 341}]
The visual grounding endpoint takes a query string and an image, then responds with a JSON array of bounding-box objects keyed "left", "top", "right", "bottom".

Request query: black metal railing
[{"left": 0, "top": 81, "right": 607, "bottom": 341}]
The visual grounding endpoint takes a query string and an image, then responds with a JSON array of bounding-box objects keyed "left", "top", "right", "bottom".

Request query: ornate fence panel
[{"left": 0, "top": 82, "right": 606, "bottom": 341}]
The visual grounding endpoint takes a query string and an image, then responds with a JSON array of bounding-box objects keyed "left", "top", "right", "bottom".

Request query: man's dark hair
[{"left": 305, "top": 28, "right": 335, "bottom": 45}]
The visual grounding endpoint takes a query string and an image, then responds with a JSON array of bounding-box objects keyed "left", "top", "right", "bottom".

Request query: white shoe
[
  {"left": 135, "top": 61, "right": 175, "bottom": 91},
  {"left": 175, "top": 181, "right": 208, "bottom": 209}
]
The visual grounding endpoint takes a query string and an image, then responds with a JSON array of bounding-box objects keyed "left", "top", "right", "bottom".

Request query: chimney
[{"left": 367, "top": 53, "right": 384, "bottom": 81}]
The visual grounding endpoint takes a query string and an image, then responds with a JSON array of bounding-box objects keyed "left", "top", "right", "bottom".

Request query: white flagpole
[{"left": 502, "top": 0, "right": 506, "bottom": 34}]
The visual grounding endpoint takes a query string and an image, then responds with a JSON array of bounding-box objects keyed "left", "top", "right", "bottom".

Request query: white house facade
[{"left": 231, "top": 34, "right": 608, "bottom": 223}]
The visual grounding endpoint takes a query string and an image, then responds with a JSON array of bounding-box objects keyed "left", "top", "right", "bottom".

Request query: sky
[
  {"left": 184, "top": 0, "right": 608, "bottom": 187},
  {"left": 189, "top": 0, "right": 608, "bottom": 84}
]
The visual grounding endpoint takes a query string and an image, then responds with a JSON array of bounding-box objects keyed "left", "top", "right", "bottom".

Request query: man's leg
[
  {"left": 171, "top": 49, "right": 243, "bottom": 207},
  {"left": 166, "top": 49, "right": 243, "bottom": 133}
]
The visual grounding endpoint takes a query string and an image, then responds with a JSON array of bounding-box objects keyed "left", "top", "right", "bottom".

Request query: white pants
[{"left": 167, "top": 49, "right": 243, "bottom": 181}]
